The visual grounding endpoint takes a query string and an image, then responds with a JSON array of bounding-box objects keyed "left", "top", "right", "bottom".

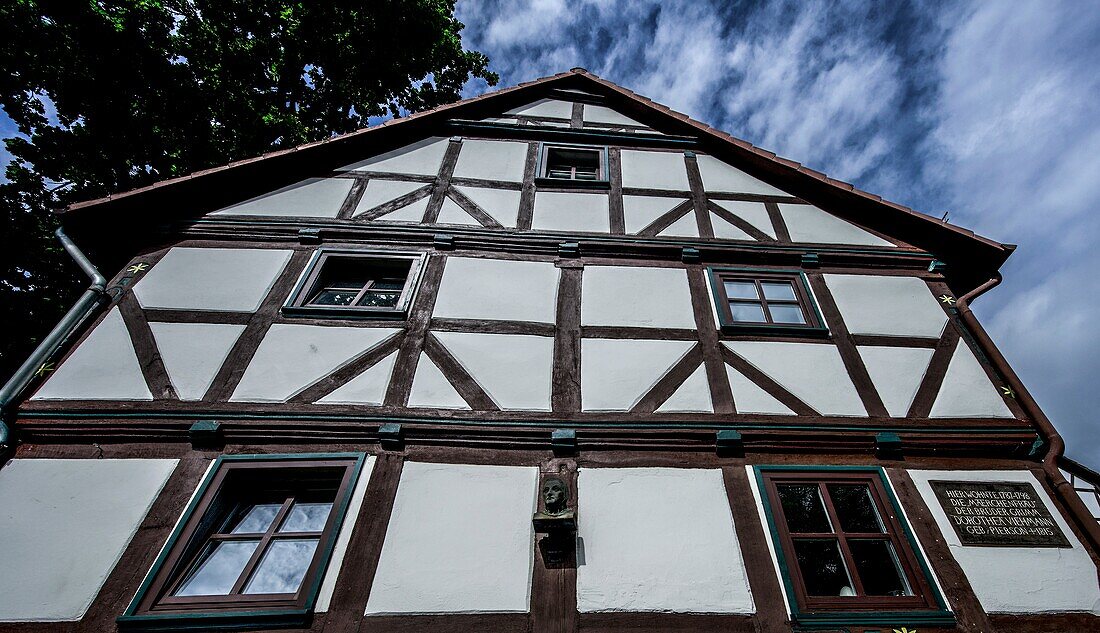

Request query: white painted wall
[
  {"left": 779, "top": 203, "right": 895, "bottom": 247},
  {"left": 696, "top": 154, "right": 787, "bottom": 195},
  {"left": 432, "top": 332, "right": 554, "bottom": 410},
  {"left": 581, "top": 339, "right": 695, "bottom": 411},
  {"left": 532, "top": 191, "right": 610, "bottom": 233},
  {"left": 505, "top": 98, "right": 573, "bottom": 119},
  {"left": 341, "top": 137, "right": 448, "bottom": 174},
  {"left": 723, "top": 341, "right": 866, "bottom": 416},
  {"left": 433, "top": 257, "right": 559, "bottom": 323},
  {"left": 453, "top": 186, "right": 522, "bottom": 227},
  {"left": 904, "top": 470, "right": 1100, "bottom": 614},
  {"left": 149, "top": 322, "right": 246, "bottom": 400},
  {"left": 0, "top": 459, "right": 177, "bottom": 621},
  {"left": 133, "top": 247, "right": 293, "bottom": 312},
  {"left": 824, "top": 274, "right": 949, "bottom": 339},
  {"left": 929, "top": 344, "right": 1016, "bottom": 418},
  {"left": 581, "top": 266, "right": 696, "bottom": 328},
  {"left": 407, "top": 352, "right": 470, "bottom": 410},
  {"left": 353, "top": 179, "right": 426, "bottom": 216},
  {"left": 583, "top": 105, "right": 646, "bottom": 127},
  {"left": 576, "top": 468, "right": 754, "bottom": 613},
  {"left": 315, "top": 456, "right": 376, "bottom": 612},
  {"left": 622, "top": 195, "right": 687, "bottom": 234},
  {"left": 857, "top": 346, "right": 935, "bottom": 417},
  {"left": 365, "top": 462, "right": 538, "bottom": 614},
  {"left": 211, "top": 178, "right": 353, "bottom": 218},
  {"left": 452, "top": 139, "right": 528, "bottom": 183},
  {"left": 620, "top": 150, "right": 689, "bottom": 190},
  {"left": 31, "top": 308, "right": 152, "bottom": 401},
  {"left": 709, "top": 200, "right": 776, "bottom": 238},
  {"left": 317, "top": 351, "right": 397, "bottom": 406}
]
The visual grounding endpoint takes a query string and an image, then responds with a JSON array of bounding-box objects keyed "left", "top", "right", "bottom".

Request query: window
[
  {"left": 536, "top": 143, "right": 609, "bottom": 188},
  {"left": 120, "top": 454, "right": 364, "bottom": 631},
  {"left": 284, "top": 250, "right": 425, "bottom": 319},
  {"left": 708, "top": 268, "right": 827, "bottom": 335},
  {"left": 757, "top": 468, "right": 952, "bottom": 627}
]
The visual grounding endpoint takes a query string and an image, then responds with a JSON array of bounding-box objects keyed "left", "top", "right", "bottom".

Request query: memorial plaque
[{"left": 929, "top": 480, "right": 1070, "bottom": 547}]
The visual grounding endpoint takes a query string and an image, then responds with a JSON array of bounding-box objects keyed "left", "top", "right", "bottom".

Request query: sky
[
  {"left": 455, "top": 0, "right": 1100, "bottom": 464},
  {"left": 1, "top": 1, "right": 1096, "bottom": 464}
]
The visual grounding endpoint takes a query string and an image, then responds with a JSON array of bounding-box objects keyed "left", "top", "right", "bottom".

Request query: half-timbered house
[{"left": 1, "top": 68, "right": 1097, "bottom": 633}]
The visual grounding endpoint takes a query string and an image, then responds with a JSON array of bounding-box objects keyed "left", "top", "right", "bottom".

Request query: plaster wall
[
  {"left": 133, "top": 247, "right": 293, "bottom": 313},
  {"left": 696, "top": 154, "right": 787, "bottom": 195},
  {"left": 341, "top": 137, "right": 448, "bottom": 175},
  {"left": 0, "top": 459, "right": 177, "bottom": 621},
  {"left": 779, "top": 203, "right": 895, "bottom": 247},
  {"left": 583, "top": 105, "right": 646, "bottom": 127},
  {"left": 210, "top": 177, "right": 352, "bottom": 218},
  {"left": 505, "top": 98, "right": 574, "bottom": 119},
  {"left": 581, "top": 266, "right": 695, "bottom": 328},
  {"left": 364, "top": 462, "right": 537, "bottom": 614},
  {"left": 723, "top": 341, "right": 866, "bottom": 416},
  {"left": 454, "top": 186, "right": 521, "bottom": 227},
  {"left": 619, "top": 149, "right": 689, "bottom": 190},
  {"left": 353, "top": 179, "right": 426, "bottom": 216},
  {"left": 824, "top": 274, "right": 949, "bottom": 339},
  {"left": 532, "top": 191, "right": 610, "bottom": 233},
  {"left": 904, "top": 470, "right": 1100, "bottom": 614},
  {"left": 433, "top": 257, "right": 559, "bottom": 323},
  {"left": 149, "top": 322, "right": 246, "bottom": 400},
  {"left": 431, "top": 331, "right": 554, "bottom": 410},
  {"left": 581, "top": 339, "right": 695, "bottom": 411},
  {"left": 576, "top": 467, "right": 754, "bottom": 613},
  {"left": 929, "top": 344, "right": 1015, "bottom": 418},
  {"left": 452, "top": 139, "right": 527, "bottom": 182},
  {"left": 622, "top": 195, "right": 687, "bottom": 234},
  {"left": 314, "top": 455, "right": 376, "bottom": 612}
]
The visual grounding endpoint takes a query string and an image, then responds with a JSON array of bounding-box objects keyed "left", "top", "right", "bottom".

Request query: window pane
[
  {"left": 231, "top": 503, "right": 282, "bottom": 534},
  {"left": 357, "top": 291, "right": 400, "bottom": 308},
  {"left": 371, "top": 278, "right": 406, "bottom": 291},
  {"left": 777, "top": 484, "right": 832, "bottom": 533},
  {"left": 769, "top": 303, "right": 807, "bottom": 324},
  {"left": 280, "top": 502, "right": 332, "bottom": 533},
  {"left": 793, "top": 539, "right": 854, "bottom": 597},
  {"left": 849, "top": 540, "right": 912, "bottom": 596},
  {"left": 243, "top": 539, "right": 319, "bottom": 595},
  {"left": 309, "top": 289, "right": 359, "bottom": 306},
  {"left": 546, "top": 147, "right": 600, "bottom": 180},
  {"left": 729, "top": 302, "right": 767, "bottom": 322},
  {"left": 761, "top": 281, "right": 797, "bottom": 301},
  {"left": 827, "top": 484, "right": 884, "bottom": 533},
  {"left": 723, "top": 280, "right": 758, "bottom": 300},
  {"left": 174, "top": 540, "right": 259, "bottom": 596}
]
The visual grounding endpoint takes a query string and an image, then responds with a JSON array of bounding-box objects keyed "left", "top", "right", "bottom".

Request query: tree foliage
[{"left": 0, "top": 0, "right": 496, "bottom": 378}]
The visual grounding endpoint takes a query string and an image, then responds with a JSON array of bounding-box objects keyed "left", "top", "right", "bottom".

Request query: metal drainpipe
[
  {"left": 955, "top": 274, "right": 1100, "bottom": 554},
  {"left": 0, "top": 228, "right": 108, "bottom": 453}
]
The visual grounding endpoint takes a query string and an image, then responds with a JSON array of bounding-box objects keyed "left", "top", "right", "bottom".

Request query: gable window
[
  {"left": 120, "top": 454, "right": 364, "bottom": 631},
  {"left": 536, "top": 143, "right": 609, "bottom": 189},
  {"left": 756, "top": 467, "right": 952, "bottom": 628},
  {"left": 284, "top": 250, "right": 426, "bottom": 319},
  {"left": 708, "top": 268, "right": 827, "bottom": 336}
]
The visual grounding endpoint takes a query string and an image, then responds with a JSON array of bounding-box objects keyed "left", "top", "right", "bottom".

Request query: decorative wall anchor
[{"left": 533, "top": 477, "right": 577, "bottom": 566}]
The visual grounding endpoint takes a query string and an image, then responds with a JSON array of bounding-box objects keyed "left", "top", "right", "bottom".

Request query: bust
[{"left": 542, "top": 477, "right": 568, "bottom": 516}]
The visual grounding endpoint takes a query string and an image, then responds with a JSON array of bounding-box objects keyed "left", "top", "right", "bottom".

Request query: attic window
[
  {"left": 708, "top": 268, "right": 827, "bottom": 336},
  {"left": 283, "top": 250, "right": 426, "bottom": 319},
  {"left": 536, "top": 144, "right": 609, "bottom": 189}
]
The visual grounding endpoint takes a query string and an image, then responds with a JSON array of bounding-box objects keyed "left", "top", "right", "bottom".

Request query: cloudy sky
[{"left": 456, "top": 0, "right": 1100, "bottom": 463}]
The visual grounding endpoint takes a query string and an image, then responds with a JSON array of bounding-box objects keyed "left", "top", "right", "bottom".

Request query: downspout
[
  {"left": 955, "top": 274, "right": 1100, "bottom": 554},
  {"left": 0, "top": 228, "right": 108, "bottom": 453}
]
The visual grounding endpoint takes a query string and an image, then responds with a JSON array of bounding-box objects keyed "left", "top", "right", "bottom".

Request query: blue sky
[
  {"left": 455, "top": 0, "right": 1100, "bottom": 463},
  {"left": 2, "top": 1, "right": 1096, "bottom": 463}
]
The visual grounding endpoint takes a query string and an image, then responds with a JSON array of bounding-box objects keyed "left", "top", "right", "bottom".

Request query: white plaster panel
[
  {"left": 31, "top": 308, "right": 152, "bottom": 401},
  {"left": 622, "top": 195, "right": 686, "bottom": 234},
  {"left": 824, "top": 274, "right": 949, "bottom": 339},
  {"left": 149, "top": 322, "right": 246, "bottom": 400},
  {"left": 317, "top": 351, "right": 397, "bottom": 405},
  {"left": 230, "top": 325, "right": 399, "bottom": 402},
  {"left": 407, "top": 353, "right": 469, "bottom": 409},
  {"left": 929, "top": 344, "right": 1016, "bottom": 418},
  {"left": 315, "top": 455, "right": 376, "bottom": 612},
  {"left": 581, "top": 266, "right": 695, "bottom": 328},
  {"left": 709, "top": 200, "right": 776, "bottom": 238},
  {"left": 655, "top": 364, "right": 713, "bottom": 413},
  {"left": 505, "top": 98, "right": 574, "bottom": 118},
  {"left": 723, "top": 341, "right": 867, "bottom": 416},
  {"left": 696, "top": 154, "right": 788, "bottom": 195},
  {"left": 452, "top": 139, "right": 528, "bottom": 183},
  {"left": 619, "top": 150, "right": 690, "bottom": 190},
  {"left": 711, "top": 214, "right": 755, "bottom": 241},
  {"left": 435, "top": 196, "right": 477, "bottom": 226},
  {"left": 581, "top": 339, "right": 695, "bottom": 411},
  {"left": 857, "top": 346, "right": 935, "bottom": 417},
  {"left": 576, "top": 468, "right": 754, "bottom": 613},
  {"left": 658, "top": 212, "right": 699, "bottom": 238},
  {"left": 779, "top": 203, "right": 895, "bottom": 247},
  {"left": 904, "top": 469, "right": 1100, "bottom": 614},
  {"left": 353, "top": 179, "right": 426, "bottom": 216},
  {"left": 376, "top": 196, "right": 429, "bottom": 222},
  {"left": 365, "top": 462, "right": 537, "bottom": 614},
  {"left": 532, "top": 191, "right": 610, "bottom": 233},
  {"left": 434, "top": 257, "right": 559, "bottom": 323},
  {"left": 211, "top": 177, "right": 353, "bottom": 218},
  {"left": 454, "top": 186, "right": 521, "bottom": 227},
  {"left": 725, "top": 365, "right": 794, "bottom": 415},
  {"left": 432, "top": 332, "right": 554, "bottom": 410},
  {"left": 341, "top": 137, "right": 448, "bottom": 175},
  {"left": 0, "top": 459, "right": 177, "bottom": 621},
  {"left": 582, "top": 105, "right": 646, "bottom": 127},
  {"left": 133, "top": 247, "right": 293, "bottom": 312}
]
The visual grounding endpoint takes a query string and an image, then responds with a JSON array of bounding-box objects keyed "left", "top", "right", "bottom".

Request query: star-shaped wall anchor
[
  {"left": 939, "top": 295, "right": 956, "bottom": 305},
  {"left": 127, "top": 262, "right": 149, "bottom": 274},
  {"left": 35, "top": 362, "right": 55, "bottom": 377},
  {"left": 1001, "top": 386, "right": 1016, "bottom": 398},
  {"left": 894, "top": 628, "right": 918, "bottom": 633}
]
